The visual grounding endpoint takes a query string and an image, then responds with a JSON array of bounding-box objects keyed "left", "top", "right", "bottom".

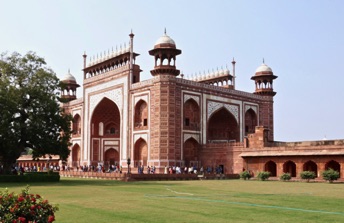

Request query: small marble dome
[
  {"left": 255, "top": 63, "right": 273, "bottom": 73},
  {"left": 154, "top": 30, "right": 176, "bottom": 49},
  {"left": 61, "top": 70, "right": 77, "bottom": 83}
]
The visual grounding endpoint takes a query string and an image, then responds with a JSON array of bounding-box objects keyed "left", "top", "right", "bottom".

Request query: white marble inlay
[
  {"left": 184, "top": 94, "right": 200, "bottom": 106},
  {"left": 207, "top": 101, "right": 238, "bottom": 123}
]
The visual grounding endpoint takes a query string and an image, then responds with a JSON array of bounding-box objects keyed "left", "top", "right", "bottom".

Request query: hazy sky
[{"left": 1, "top": 0, "right": 343, "bottom": 142}]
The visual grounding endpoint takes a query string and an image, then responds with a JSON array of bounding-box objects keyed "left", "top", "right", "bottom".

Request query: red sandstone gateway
[{"left": 47, "top": 31, "right": 343, "bottom": 179}]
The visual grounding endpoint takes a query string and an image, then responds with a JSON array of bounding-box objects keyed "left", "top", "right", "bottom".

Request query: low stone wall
[
  {"left": 60, "top": 171, "right": 129, "bottom": 181},
  {"left": 59, "top": 171, "right": 240, "bottom": 181}
]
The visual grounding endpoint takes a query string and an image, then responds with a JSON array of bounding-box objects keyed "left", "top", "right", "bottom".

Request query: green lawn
[{"left": 1, "top": 178, "right": 344, "bottom": 223}]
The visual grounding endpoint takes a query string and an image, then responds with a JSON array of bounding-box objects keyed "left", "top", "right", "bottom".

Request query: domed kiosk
[
  {"left": 60, "top": 70, "right": 80, "bottom": 102},
  {"left": 251, "top": 62, "right": 277, "bottom": 96},
  {"left": 149, "top": 30, "right": 182, "bottom": 76}
]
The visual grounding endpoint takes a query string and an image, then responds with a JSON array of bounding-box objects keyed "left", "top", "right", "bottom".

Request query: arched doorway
[
  {"left": 264, "top": 160, "right": 277, "bottom": 177},
  {"left": 91, "top": 98, "right": 120, "bottom": 165},
  {"left": 134, "top": 138, "right": 148, "bottom": 168},
  {"left": 134, "top": 100, "right": 148, "bottom": 130},
  {"left": 104, "top": 148, "right": 119, "bottom": 170},
  {"left": 72, "top": 114, "right": 81, "bottom": 136},
  {"left": 283, "top": 160, "right": 296, "bottom": 177},
  {"left": 72, "top": 144, "right": 81, "bottom": 168},
  {"left": 208, "top": 108, "right": 239, "bottom": 142},
  {"left": 244, "top": 109, "right": 257, "bottom": 136},
  {"left": 184, "top": 99, "right": 200, "bottom": 131},
  {"left": 183, "top": 138, "right": 199, "bottom": 167},
  {"left": 325, "top": 160, "right": 340, "bottom": 175},
  {"left": 303, "top": 160, "right": 318, "bottom": 176}
]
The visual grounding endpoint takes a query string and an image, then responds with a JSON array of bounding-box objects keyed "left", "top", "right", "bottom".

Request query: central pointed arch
[
  {"left": 91, "top": 97, "right": 121, "bottom": 163},
  {"left": 207, "top": 108, "right": 239, "bottom": 141}
]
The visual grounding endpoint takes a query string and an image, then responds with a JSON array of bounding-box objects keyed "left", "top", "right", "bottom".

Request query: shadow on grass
[{"left": 0, "top": 178, "right": 181, "bottom": 187}]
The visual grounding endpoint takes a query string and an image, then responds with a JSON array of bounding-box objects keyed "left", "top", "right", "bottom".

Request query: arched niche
[{"left": 207, "top": 108, "right": 239, "bottom": 142}]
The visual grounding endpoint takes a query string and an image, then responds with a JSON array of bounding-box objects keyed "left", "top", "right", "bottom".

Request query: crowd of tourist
[{"left": 9, "top": 163, "right": 225, "bottom": 175}]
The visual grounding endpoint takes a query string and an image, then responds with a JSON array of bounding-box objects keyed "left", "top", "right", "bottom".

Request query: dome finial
[
  {"left": 263, "top": 58, "right": 265, "bottom": 64},
  {"left": 164, "top": 28, "right": 167, "bottom": 35},
  {"left": 68, "top": 68, "right": 70, "bottom": 74}
]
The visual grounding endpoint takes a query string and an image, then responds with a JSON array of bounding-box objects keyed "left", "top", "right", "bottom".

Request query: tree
[
  {"left": 257, "top": 171, "right": 270, "bottom": 181},
  {"left": 300, "top": 171, "right": 316, "bottom": 182},
  {"left": 240, "top": 170, "right": 252, "bottom": 180},
  {"left": 0, "top": 52, "right": 72, "bottom": 173},
  {"left": 280, "top": 172, "right": 291, "bottom": 181},
  {"left": 322, "top": 168, "right": 340, "bottom": 183}
]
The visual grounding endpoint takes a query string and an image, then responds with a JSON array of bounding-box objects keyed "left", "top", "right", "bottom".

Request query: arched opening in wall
[
  {"left": 183, "top": 99, "right": 200, "bottom": 131},
  {"left": 72, "top": 114, "right": 81, "bottom": 135},
  {"left": 134, "top": 138, "right": 148, "bottom": 168},
  {"left": 245, "top": 109, "right": 257, "bottom": 136},
  {"left": 91, "top": 97, "right": 120, "bottom": 163},
  {"left": 134, "top": 100, "right": 148, "bottom": 130},
  {"left": 303, "top": 160, "right": 318, "bottom": 176},
  {"left": 207, "top": 108, "right": 239, "bottom": 142},
  {"left": 264, "top": 160, "right": 277, "bottom": 177},
  {"left": 72, "top": 144, "right": 81, "bottom": 168},
  {"left": 325, "top": 160, "right": 340, "bottom": 175},
  {"left": 104, "top": 148, "right": 119, "bottom": 170},
  {"left": 183, "top": 138, "right": 199, "bottom": 168},
  {"left": 283, "top": 160, "right": 296, "bottom": 177}
]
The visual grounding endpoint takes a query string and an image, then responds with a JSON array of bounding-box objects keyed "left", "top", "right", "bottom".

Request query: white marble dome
[
  {"left": 155, "top": 32, "right": 176, "bottom": 48},
  {"left": 255, "top": 63, "right": 273, "bottom": 73},
  {"left": 61, "top": 70, "right": 77, "bottom": 83}
]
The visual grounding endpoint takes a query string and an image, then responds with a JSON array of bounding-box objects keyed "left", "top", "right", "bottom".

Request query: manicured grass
[{"left": 1, "top": 178, "right": 344, "bottom": 223}]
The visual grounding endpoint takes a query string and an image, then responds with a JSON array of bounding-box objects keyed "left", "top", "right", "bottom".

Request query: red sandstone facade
[{"left": 59, "top": 31, "right": 344, "bottom": 178}]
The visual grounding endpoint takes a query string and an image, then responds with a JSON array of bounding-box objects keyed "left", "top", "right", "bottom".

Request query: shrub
[
  {"left": 280, "top": 172, "right": 291, "bottom": 181},
  {"left": 300, "top": 171, "right": 316, "bottom": 182},
  {"left": 322, "top": 168, "right": 340, "bottom": 183},
  {"left": 240, "top": 170, "right": 251, "bottom": 180},
  {"left": 257, "top": 171, "right": 270, "bottom": 181},
  {"left": 0, "top": 185, "right": 58, "bottom": 222}
]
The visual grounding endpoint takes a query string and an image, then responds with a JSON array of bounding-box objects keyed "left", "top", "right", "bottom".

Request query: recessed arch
[
  {"left": 325, "top": 160, "right": 340, "bottom": 175},
  {"left": 134, "top": 99, "right": 148, "bottom": 130},
  {"left": 283, "top": 160, "right": 296, "bottom": 177},
  {"left": 183, "top": 138, "right": 199, "bottom": 167},
  {"left": 134, "top": 138, "right": 148, "bottom": 167},
  {"left": 207, "top": 108, "right": 239, "bottom": 142},
  {"left": 71, "top": 144, "right": 81, "bottom": 168},
  {"left": 72, "top": 114, "right": 81, "bottom": 135},
  {"left": 264, "top": 160, "right": 277, "bottom": 177},
  {"left": 303, "top": 160, "right": 318, "bottom": 176},
  {"left": 104, "top": 148, "right": 119, "bottom": 169},
  {"left": 245, "top": 108, "right": 257, "bottom": 135},
  {"left": 184, "top": 99, "right": 200, "bottom": 131}
]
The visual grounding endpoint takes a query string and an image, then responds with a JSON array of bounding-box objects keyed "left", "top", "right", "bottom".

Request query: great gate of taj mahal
[{"left": 59, "top": 31, "right": 344, "bottom": 178}]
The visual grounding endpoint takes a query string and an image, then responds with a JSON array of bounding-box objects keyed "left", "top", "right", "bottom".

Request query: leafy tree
[
  {"left": 300, "top": 171, "right": 316, "bottom": 182},
  {"left": 0, "top": 52, "right": 72, "bottom": 173},
  {"left": 280, "top": 172, "right": 291, "bottom": 181},
  {"left": 322, "top": 168, "right": 340, "bottom": 183},
  {"left": 240, "top": 170, "right": 252, "bottom": 180},
  {"left": 257, "top": 171, "right": 270, "bottom": 181}
]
